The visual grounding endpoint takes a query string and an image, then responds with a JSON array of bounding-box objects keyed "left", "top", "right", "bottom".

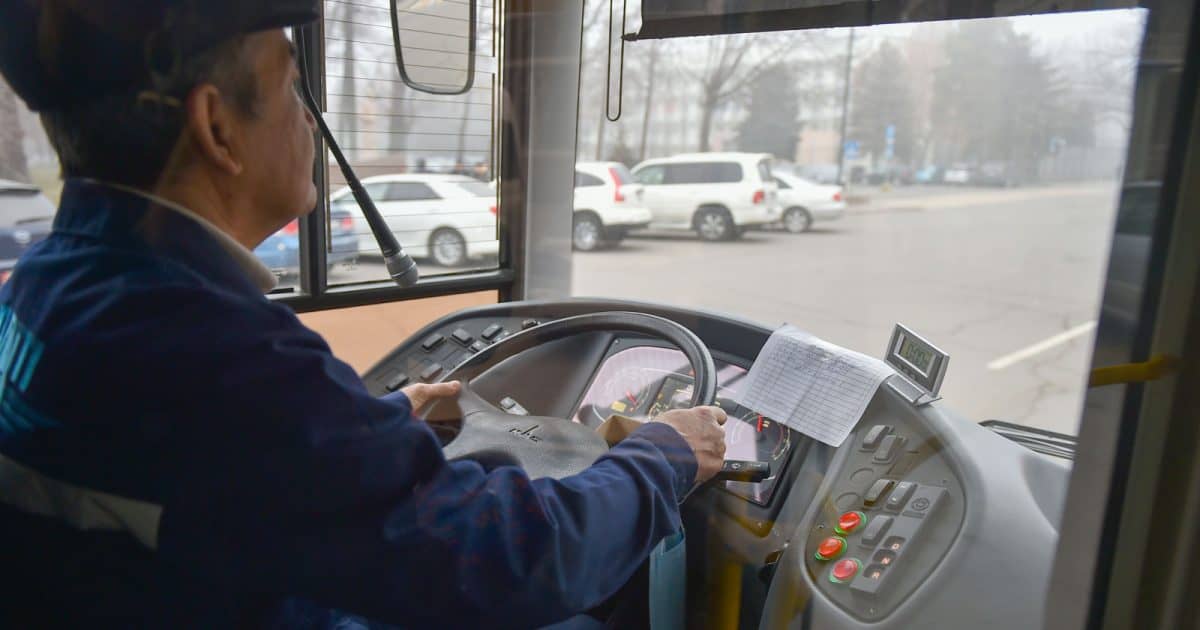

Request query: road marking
[{"left": 987, "top": 321, "right": 1098, "bottom": 370}]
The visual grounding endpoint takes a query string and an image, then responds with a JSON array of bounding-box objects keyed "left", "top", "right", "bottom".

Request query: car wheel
[
  {"left": 573, "top": 213, "right": 604, "bottom": 251},
  {"left": 783, "top": 207, "right": 814, "bottom": 233},
  {"left": 429, "top": 228, "right": 468, "bottom": 267},
  {"left": 695, "top": 207, "right": 735, "bottom": 241}
]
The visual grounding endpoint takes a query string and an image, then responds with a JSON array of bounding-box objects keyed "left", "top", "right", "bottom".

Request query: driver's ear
[{"left": 183, "top": 83, "right": 244, "bottom": 177}]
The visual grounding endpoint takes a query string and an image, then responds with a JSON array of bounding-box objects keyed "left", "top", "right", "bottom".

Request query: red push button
[
  {"left": 835, "top": 511, "right": 866, "bottom": 536},
  {"left": 829, "top": 558, "right": 862, "bottom": 584},
  {"left": 813, "top": 536, "right": 846, "bottom": 561}
]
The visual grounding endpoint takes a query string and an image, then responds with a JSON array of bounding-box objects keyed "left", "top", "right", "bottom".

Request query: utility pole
[{"left": 835, "top": 27, "right": 855, "bottom": 185}]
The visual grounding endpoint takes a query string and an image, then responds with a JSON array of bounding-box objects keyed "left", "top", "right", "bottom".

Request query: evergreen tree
[
  {"left": 735, "top": 64, "right": 801, "bottom": 161},
  {"left": 848, "top": 41, "right": 917, "bottom": 167}
]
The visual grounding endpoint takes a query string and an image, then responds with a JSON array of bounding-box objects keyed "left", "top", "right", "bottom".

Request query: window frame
[{"left": 275, "top": 7, "right": 514, "bottom": 313}]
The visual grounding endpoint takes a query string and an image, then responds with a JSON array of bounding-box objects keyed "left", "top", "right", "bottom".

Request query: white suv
[
  {"left": 573, "top": 162, "right": 653, "bottom": 251},
  {"left": 630, "top": 153, "right": 781, "bottom": 241}
]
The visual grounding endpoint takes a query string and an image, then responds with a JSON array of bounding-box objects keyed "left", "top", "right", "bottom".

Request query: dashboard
[
  {"left": 362, "top": 298, "right": 1072, "bottom": 630},
  {"left": 570, "top": 342, "right": 794, "bottom": 505}
]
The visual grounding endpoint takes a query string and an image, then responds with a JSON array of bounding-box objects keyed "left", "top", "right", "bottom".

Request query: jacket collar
[{"left": 53, "top": 179, "right": 277, "bottom": 293}]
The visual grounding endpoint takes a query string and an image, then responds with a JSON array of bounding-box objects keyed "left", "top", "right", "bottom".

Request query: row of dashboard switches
[
  {"left": 386, "top": 319, "right": 544, "bottom": 393},
  {"left": 862, "top": 424, "right": 905, "bottom": 464}
]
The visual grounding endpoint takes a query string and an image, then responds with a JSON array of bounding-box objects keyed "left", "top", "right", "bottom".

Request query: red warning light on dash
[
  {"left": 835, "top": 510, "right": 866, "bottom": 535},
  {"left": 829, "top": 558, "right": 862, "bottom": 584},
  {"left": 814, "top": 536, "right": 846, "bottom": 561}
]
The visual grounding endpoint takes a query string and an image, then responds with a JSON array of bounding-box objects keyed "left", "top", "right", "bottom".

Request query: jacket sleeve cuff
[{"left": 624, "top": 422, "right": 698, "bottom": 501}]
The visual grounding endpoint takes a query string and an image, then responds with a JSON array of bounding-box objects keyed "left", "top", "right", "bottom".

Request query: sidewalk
[{"left": 846, "top": 182, "right": 1118, "bottom": 214}]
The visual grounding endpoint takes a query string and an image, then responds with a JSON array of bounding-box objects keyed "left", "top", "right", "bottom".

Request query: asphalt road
[
  {"left": 317, "top": 182, "right": 1119, "bottom": 436},
  {"left": 573, "top": 183, "right": 1120, "bottom": 436}
]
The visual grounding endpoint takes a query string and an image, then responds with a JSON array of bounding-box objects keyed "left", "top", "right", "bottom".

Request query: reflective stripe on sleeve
[{"left": 0, "top": 453, "right": 161, "bottom": 549}]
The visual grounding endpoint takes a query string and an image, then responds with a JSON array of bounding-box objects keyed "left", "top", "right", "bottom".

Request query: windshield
[{"left": 571, "top": 9, "right": 1146, "bottom": 437}]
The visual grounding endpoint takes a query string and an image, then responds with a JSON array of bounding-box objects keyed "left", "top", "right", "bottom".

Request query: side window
[
  {"left": 634, "top": 166, "right": 665, "bottom": 185},
  {"left": 575, "top": 171, "right": 606, "bottom": 187},
  {"left": 386, "top": 183, "right": 440, "bottom": 201},
  {"left": 708, "top": 162, "right": 743, "bottom": 183},
  {"left": 363, "top": 183, "right": 390, "bottom": 201},
  {"left": 665, "top": 163, "right": 709, "bottom": 184},
  {"left": 774, "top": 177, "right": 791, "bottom": 190}
]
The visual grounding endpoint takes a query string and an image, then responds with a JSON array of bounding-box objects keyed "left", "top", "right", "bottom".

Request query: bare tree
[
  {"left": 684, "top": 34, "right": 801, "bottom": 151},
  {"left": 0, "top": 79, "right": 29, "bottom": 182},
  {"left": 387, "top": 72, "right": 413, "bottom": 159},
  {"left": 581, "top": 0, "right": 614, "bottom": 159},
  {"left": 335, "top": 1, "right": 358, "bottom": 157},
  {"left": 637, "top": 40, "right": 664, "bottom": 161}
]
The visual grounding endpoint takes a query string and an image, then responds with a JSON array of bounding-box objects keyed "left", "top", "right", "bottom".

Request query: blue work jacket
[{"left": 0, "top": 179, "right": 697, "bottom": 628}]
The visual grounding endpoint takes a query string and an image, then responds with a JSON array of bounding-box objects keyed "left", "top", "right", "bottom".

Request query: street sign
[{"left": 844, "top": 140, "right": 860, "bottom": 160}]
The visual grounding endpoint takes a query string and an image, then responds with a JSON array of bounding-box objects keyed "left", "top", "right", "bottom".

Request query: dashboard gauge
[
  {"left": 753, "top": 414, "right": 791, "bottom": 461},
  {"left": 573, "top": 343, "right": 797, "bottom": 505},
  {"left": 725, "top": 408, "right": 790, "bottom": 464}
]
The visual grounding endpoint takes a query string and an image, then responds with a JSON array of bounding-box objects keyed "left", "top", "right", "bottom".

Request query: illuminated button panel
[{"left": 804, "top": 420, "right": 964, "bottom": 621}]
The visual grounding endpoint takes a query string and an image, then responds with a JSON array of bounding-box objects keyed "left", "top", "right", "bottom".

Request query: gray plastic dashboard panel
[
  {"left": 760, "top": 388, "right": 1070, "bottom": 630},
  {"left": 356, "top": 298, "right": 1073, "bottom": 629}
]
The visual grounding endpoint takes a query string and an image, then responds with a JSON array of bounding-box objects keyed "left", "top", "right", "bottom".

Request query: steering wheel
[{"left": 431, "top": 312, "right": 717, "bottom": 480}]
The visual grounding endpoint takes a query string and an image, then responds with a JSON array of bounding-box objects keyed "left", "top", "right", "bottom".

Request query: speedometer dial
[{"left": 726, "top": 408, "right": 790, "bottom": 464}]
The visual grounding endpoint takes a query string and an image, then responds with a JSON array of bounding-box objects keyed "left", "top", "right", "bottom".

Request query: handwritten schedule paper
[{"left": 738, "top": 325, "right": 895, "bottom": 447}]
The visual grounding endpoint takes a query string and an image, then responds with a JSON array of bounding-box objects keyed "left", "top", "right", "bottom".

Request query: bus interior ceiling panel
[{"left": 361, "top": 298, "right": 1073, "bottom": 629}]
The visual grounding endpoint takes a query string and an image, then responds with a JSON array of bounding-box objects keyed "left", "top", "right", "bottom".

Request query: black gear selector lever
[{"left": 713, "top": 460, "right": 771, "bottom": 483}]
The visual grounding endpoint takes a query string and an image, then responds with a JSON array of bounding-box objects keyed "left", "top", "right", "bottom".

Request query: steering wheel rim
[{"left": 431, "top": 311, "right": 717, "bottom": 480}]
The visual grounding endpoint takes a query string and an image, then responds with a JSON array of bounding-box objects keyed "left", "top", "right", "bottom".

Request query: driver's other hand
[
  {"left": 402, "top": 381, "right": 462, "bottom": 414},
  {"left": 652, "top": 406, "right": 727, "bottom": 484}
]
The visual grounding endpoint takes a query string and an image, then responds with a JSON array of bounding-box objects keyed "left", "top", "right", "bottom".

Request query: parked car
[
  {"left": 943, "top": 164, "right": 972, "bottom": 184},
  {"left": 771, "top": 171, "right": 846, "bottom": 233},
  {"left": 974, "top": 161, "right": 1027, "bottom": 187},
  {"left": 796, "top": 163, "right": 841, "bottom": 185},
  {"left": 331, "top": 174, "right": 498, "bottom": 267},
  {"left": 0, "top": 180, "right": 56, "bottom": 284},
  {"left": 914, "top": 165, "right": 944, "bottom": 184},
  {"left": 253, "top": 206, "right": 359, "bottom": 278},
  {"left": 866, "top": 164, "right": 913, "bottom": 186},
  {"left": 572, "top": 161, "right": 652, "bottom": 251},
  {"left": 630, "top": 153, "right": 781, "bottom": 241}
]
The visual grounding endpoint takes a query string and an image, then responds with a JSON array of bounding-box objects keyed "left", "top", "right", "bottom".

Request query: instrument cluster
[{"left": 572, "top": 343, "right": 797, "bottom": 505}]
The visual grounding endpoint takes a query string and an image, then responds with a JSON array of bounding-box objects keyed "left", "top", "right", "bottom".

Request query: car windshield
[{"left": 571, "top": 8, "right": 1146, "bottom": 437}]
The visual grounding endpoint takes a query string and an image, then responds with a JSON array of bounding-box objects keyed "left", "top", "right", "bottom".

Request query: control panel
[
  {"left": 803, "top": 413, "right": 965, "bottom": 621},
  {"left": 363, "top": 316, "right": 545, "bottom": 396}
]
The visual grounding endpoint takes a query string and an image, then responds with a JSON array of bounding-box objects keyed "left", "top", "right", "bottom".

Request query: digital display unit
[{"left": 886, "top": 324, "right": 949, "bottom": 399}]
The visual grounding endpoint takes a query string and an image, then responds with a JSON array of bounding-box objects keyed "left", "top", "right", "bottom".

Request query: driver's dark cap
[{"left": 0, "top": 0, "right": 319, "bottom": 112}]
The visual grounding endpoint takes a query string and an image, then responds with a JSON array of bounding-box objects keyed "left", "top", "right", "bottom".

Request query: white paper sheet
[{"left": 737, "top": 325, "right": 894, "bottom": 447}]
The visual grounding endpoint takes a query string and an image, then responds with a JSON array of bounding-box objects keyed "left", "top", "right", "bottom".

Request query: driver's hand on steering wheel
[
  {"left": 402, "top": 381, "right": 462, "bottom": 415},
  {"left": 651, "top": 406, "right": 727, "bottom": 484}
]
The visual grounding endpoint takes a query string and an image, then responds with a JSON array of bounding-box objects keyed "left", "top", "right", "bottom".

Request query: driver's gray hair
[{"left": 39, "top": 32, "right": 260, "bottom": 190}]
